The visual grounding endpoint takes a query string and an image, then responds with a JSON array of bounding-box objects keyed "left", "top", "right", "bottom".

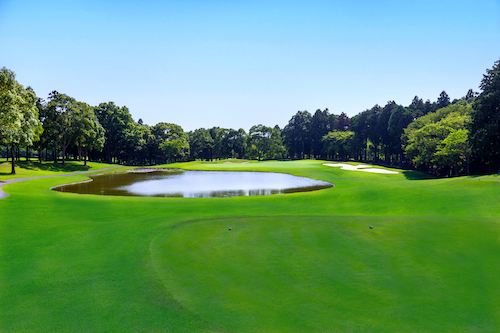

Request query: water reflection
[{"left": 54, "top": 170, "right": 333, "bottom": 198}]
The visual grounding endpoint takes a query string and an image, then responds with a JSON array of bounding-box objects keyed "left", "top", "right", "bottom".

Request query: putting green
[{"left": 151, "top": 215, "right": 500, "bottom": 332}]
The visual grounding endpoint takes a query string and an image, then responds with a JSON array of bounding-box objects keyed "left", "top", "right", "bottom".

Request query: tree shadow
[
  {"left": 0, "top": 160, "right": 90, "bottom": 175},
  {"left": 403, "top": 170, "right": 437, "bottom": 180}
]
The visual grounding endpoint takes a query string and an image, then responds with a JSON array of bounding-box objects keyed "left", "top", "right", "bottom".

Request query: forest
[{"left": 1, "top": 58, "right": 499, "bottom": 177}]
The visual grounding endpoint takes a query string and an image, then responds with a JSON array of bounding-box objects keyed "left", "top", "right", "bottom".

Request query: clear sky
[{"left": 1, "top": 0, "right": 499, "bottom": 131}]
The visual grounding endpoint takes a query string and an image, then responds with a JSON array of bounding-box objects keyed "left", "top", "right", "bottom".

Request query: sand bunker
[{"left": 323, "top": 163, "right": 400, "bottom": 174}]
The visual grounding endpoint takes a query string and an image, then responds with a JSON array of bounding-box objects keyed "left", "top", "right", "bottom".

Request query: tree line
[{"left": 1, "top": 58, "right": 499, "bottom": 176}]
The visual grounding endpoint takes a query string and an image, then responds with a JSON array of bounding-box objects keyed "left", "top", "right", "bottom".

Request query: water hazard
[{"left": 53, "top": 169, "right": 333, "bottom": 198}]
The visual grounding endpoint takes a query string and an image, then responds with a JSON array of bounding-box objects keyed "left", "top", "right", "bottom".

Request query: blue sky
[{"left": 1, "top": 0, "right": 499, "bottom": 131}]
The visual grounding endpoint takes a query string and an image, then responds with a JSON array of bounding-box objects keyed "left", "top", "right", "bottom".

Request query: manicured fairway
[
  {"left": 1, "top": 160, "right": 499, "bottom": 332},
  {"left": 152, "top": 215, "right": 500, "bottom": 332}
]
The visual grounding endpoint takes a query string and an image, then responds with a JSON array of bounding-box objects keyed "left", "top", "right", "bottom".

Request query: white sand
[{"left": 323, "top": 163, "right": 400, "bottom": 174}]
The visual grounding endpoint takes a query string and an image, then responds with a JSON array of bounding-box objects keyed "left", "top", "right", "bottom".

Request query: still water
[{"left": 53, "top": 169, "right": 333, "bottom": 198}]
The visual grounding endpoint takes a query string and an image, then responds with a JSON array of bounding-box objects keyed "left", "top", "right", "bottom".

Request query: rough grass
[{"left": 0, "top": 160, "right": 499, "bottom": 332}]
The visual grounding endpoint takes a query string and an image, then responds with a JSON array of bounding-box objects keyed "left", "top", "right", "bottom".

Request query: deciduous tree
[
  {"left": 95, "top": 102, "right": 134, "bottom": 164},
  {"left": 46, "top": 92, "right": 79, "bottom": 166},
  {"left": 403, "top": 104, "right": 470, "bottom": 175},
  {"left": 248, "top": 124, "right": 286, "bottom": 160},
  {"left": 0, "top": 67, "right": 41, "bottom": 173},
  {"left": 322, "top": 130, "right": 355, "bottom": 161},
  {"left": 189, "top": 128, "right": 214, "bottom": 161},
  {"left": 156, "top": 123, "right": 189, "bottom": 162}
]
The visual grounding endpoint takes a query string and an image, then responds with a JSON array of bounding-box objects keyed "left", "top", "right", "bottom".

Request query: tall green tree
[
  {"left": 283, "top": 111, "right": 312, "bottom": 159},
  {"left": 188, "top": 128, "right": 214, "bottom": 161},
  {"left": 72, "top": 102, "right": 97, "bottom": 163},
  {"left": 322, "top": 130, "right": 355, "bottom": 161},
  {"left": 403, "top": 104, "right": 471, "bottom": 175},
  {"left": 366, "top": 105, "right": 382, "bottom": 161},
  {"left": 35, "top": 97, "right": 50, "bottom": 162},
  {"left": 209, "top": 127, "right": 231, "bottom": 160},
  {"left": 310, "top": 109, "right": 336, "bottom": 158},
  {"left": 0, "top": 67, "right": 41, "bottom": 173},
  {"left": 248, "top": 124, "right": 286, "bottom": 160},
  {"left": 408, "top": 96, "right": 426, "bottom": 117},
  {"left": 123, "top": 121, "right": 152, "bottom": 166},
  {"left": 223, "top": 128, "right": 246, "bottom": 158},
  {"left": 154, "top": 123, "right": 189, "bottom": 162},
  {"left": 387, "top": 105, "right": 413, "bottom": 164},
  {"left": 350, "top": 110, "right": 370, "bottom": 161},
  {"left": 37, "top": 91, "right": 62, "bottom": 162},
  {"left": 469, "top": 58, "right": 500, "bottom": 173},
  {"left": 336, "top": 112, "right": 350, "bottom": 131},
  {"left": 378, "top": 101, "right": 397, "bottom": 163},
  {"left": 46, "top": 92, "right": 80, "bottom": 166},
  {"left": 73, "top": 103, "right": 105, "bottom": 166},
  {"left": 434, "top": 129, "right": 471, "bottom": 175},
  {"left": 95, "top": 102, "right": 134, "bottom": 163},
  {"left": 436, "top": 91, "right": 451, "bottom": 110}
]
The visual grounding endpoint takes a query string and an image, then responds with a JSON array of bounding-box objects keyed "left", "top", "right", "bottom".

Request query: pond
[{"left": 53, "top": 169, "right": 333, "bottom": 198}]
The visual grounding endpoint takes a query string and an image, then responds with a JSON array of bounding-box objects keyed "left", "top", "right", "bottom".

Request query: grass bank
[{"left": 0, "top": 160, "right": 126, "bottom": 180}]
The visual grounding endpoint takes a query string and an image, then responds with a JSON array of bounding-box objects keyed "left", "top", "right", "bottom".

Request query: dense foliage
[
  {"left": 469, "top": 59, "right": 500, "bottom": 173},
  {"left": 403, "top": 104, "right": 471, "bottom": 175},
  {"left": 1, "top": 59, "right": 499, "bottom": 176},
  {"left": 0, "top": 68, "right": 42, "bottom": 173}
]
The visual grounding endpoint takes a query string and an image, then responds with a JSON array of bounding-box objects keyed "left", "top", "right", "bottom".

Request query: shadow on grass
[
  {"left": 0, "top": 160, "right": 90, "bottom": 175},
  {"left": 403, "top": 170, "right": 437, "bottom": 180}
]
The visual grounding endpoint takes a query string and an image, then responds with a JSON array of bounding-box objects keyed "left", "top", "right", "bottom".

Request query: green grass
[
  {"left": 0, "top": 160, "right": 499, "bottom": 332},
  {"left": 152, "top": 216, "right": 500, "bottom": 332},
  {"left": 0, "top": 159, "right": 125, "bottom": 180}
]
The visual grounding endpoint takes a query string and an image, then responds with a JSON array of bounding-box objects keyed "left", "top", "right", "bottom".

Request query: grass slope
[
  {"left": 0, "top": 160, "right": 499, "bottom": 332},
  {"left": 0, "top": 160, "right": 124, "bottom": 180}
]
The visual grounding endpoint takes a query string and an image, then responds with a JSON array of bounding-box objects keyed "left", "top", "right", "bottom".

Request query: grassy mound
[{"left": 0, "top": 160, "right": 499, "bottom": 332}]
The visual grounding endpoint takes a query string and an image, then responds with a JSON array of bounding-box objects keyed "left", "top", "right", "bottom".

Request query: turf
[
  {"left": 151, "top": 215, "right": 500, "bottom": 332},
  {"left": 0, "top": 160, "right": 124, "bottom": 180},
  {"left": 0, "top": 160, "right": 499, "bottom": 332}
]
